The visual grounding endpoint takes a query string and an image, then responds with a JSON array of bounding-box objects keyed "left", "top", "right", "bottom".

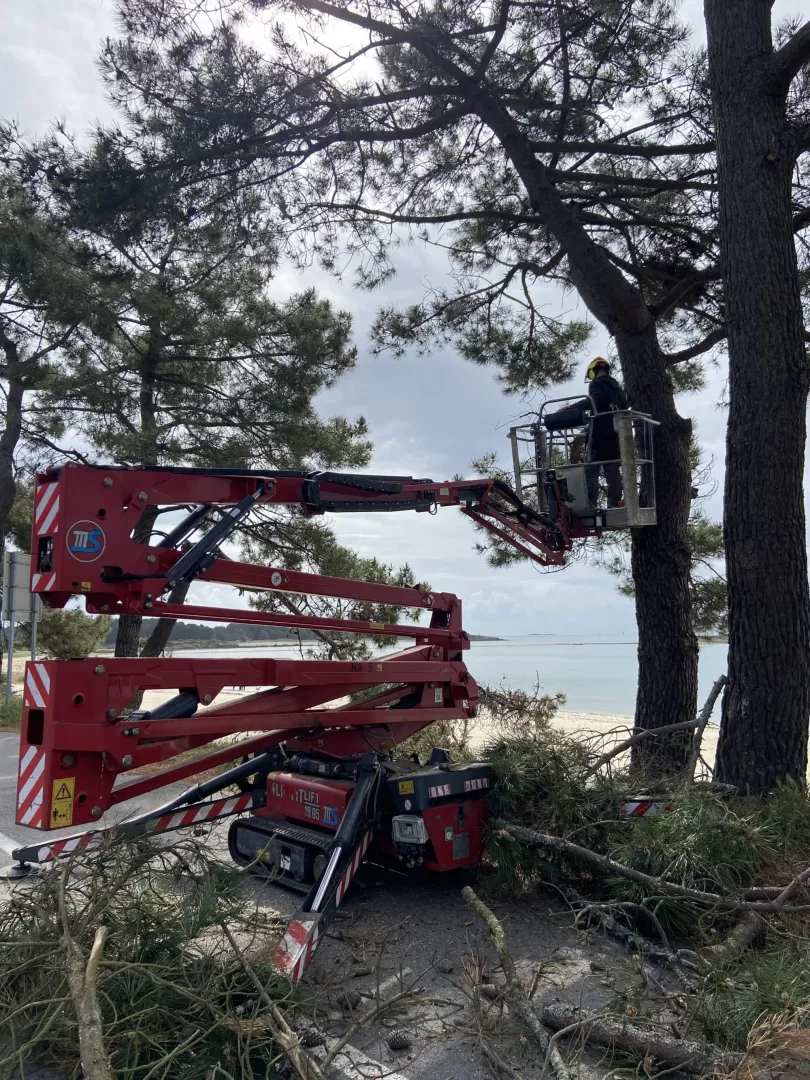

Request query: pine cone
[
  {"left": 386, "top": 1029, "right": 413, "bottom": 1052},
  {"left": 300, "top": 1027, "right": 326, "bottom": 1048},
  {"left": 335, "top": 988, "right": 362, "bottom": 1010}
]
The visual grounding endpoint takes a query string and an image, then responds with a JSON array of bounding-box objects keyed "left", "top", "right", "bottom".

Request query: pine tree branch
[
  {"left": 536, "top": 1003, "right": 740, "bottom": 1076},
  {"left": 769, "top": 21, "right": 810, "bottom": 94},
  {"left": 530, "top": 138, "right": 715, "bottom": 158},
  {"left": 581, "top": 717, "right": 706, "bottom": 780},
  {"left": 475, "top": 0, "right": 511, "bottom": 77},
  {"left": 547, "top": 168, "right": 716, "bottom": 192},
  {"left": 218, "top": 920, "right": 325, "bottom": 1080},
  {"left": 494, "top": 823, "right": 810, "bottom": 912},
  {"left": 664, "top": 327, "right": 727, "bottom": 365},
  {"left": 684, "top": 674, "right": 727, "bottom": 782},
  {"left": 58, "top": 870, "right": 113, "bottom": 1080},
  {"left": 650, "top": 268, "right": 721, "bottom": 318},
  {"left": 462, "top": 887, "right": 571, "bottom": 1080}
]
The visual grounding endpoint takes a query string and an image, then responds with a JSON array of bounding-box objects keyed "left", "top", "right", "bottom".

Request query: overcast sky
[{"left": 1, "top": 0, "right": 799, "bottom": 638}]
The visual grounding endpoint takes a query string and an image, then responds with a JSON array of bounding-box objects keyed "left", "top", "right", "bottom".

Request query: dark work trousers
[{"left": 586, "top": 436, "right": 623, "bottom": 507}]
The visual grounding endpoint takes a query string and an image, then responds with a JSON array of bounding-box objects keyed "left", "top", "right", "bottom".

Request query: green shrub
[
  {"left": 0, "top": 693, "right": 22, "bottom": 730},
  {"left": 18, "top": 607, "right": 111, "bottom": 660}
]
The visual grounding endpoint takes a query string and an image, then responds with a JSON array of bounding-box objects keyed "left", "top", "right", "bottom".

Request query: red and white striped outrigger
[
  {"left": 272, "top": 831, "right": 373, "bottom": 984},
  {"left": 15, "top": 792, "right": 256, "bottom": 866}
]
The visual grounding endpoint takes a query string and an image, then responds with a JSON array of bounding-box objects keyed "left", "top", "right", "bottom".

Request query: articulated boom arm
[
  {"left": 17, "top": 460, "right": 566, "bottom": 852},
  {"left": 32, "top": 463, "right": 570, "bottom": 620}
]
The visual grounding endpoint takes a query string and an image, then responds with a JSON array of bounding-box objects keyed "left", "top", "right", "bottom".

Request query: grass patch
[{"left": 0, "top": 693, "right": 22, "bottom": 731}]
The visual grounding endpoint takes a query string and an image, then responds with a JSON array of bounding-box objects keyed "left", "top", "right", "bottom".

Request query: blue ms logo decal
[
  {"left": 323, "top": 807, "right": 339, "bottom": 826},
  {"left": 67, "top": 520, "right": 106, "bottom": 563}
]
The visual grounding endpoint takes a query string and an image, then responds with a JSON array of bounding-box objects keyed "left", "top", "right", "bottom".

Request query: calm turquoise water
[
  {"left": 464, "top": 636, "right": 727, "bottom": 718},
  {"left": 176, "top": 634, "right": 728, "bottom": 720}
]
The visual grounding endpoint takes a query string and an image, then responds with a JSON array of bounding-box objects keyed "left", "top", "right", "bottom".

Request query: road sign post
[{"left": 2, "top": 552, "right": 36, "bottom": 705}]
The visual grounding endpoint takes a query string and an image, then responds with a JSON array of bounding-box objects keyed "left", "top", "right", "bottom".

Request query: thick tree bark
[
  {"left": 0, "top": 340, "right": 24, "bottom": 684},
  {"left": 472, "top": 95, "right": 697, "bottom": 770},
  {"left": 114, "top": 328, "right": 162, "bottom": 658},
  {"left": 705, "top": 2, "right": 810, "bottom": 793},
  {"left": 114, "top": 505, "right": 159, "bottom": 657},
  {"left": 619, "top": 328, "right": 698, "bottom": 773}
]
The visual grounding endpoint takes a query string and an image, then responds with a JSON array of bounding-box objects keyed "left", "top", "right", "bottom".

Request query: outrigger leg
[
  {"left": 6, "top": 749, "right": 275, "bottom": 876},
  {"left": 270, "top": 756, "right": 381, "bottom": 984}
]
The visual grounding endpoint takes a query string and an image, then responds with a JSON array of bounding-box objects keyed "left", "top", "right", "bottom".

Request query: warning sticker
[
  {"left": 51, "top": 777, "right": 75, "bottom": 827},
  {"left": 398, "top": 780, "right": 414, "bottom": 795}
]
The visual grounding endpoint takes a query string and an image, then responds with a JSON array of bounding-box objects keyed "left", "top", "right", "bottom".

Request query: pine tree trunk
[
  {"left": 471, "top": 96, "right": 699, "bottom": 773},
  {"left": 114, "top": 615, "right": 143, "bottom": 658},
  {"left": 617, "top": 327, "right": 698, "bottom": 774},
  {"left": 139, "top": 581, "right": 191, "bottom": 657},
  {"left": 115, "top": 332, "right": 162, "bottom": 660},
  {"left": 0, "top": 342, "right": 24, "bottom": 539},
  {"left": 0, "top": 348, "right": 26, "bottom": 684},
  {"left": 706, "top": 1, "right": 810, "bottom": 793}
]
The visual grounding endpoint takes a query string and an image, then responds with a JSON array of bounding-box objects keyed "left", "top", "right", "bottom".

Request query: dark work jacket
[{"left": 588, "top": 375, "right": 627, "bottom": 450}]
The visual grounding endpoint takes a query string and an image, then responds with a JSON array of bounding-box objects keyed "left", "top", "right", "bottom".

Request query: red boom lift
[{"left": 10, "top": 413, "right": 656, "bottom": 982}]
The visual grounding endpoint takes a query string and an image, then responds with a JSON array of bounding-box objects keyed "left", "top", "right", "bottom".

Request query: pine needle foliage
[
  {"left": 477, "top": 685, "right": 628, "bottom": 889},
  {"left": 607, "top": 787, "right": 784, "bottom": 934},
  {"left": 0, "top": 836, "right": 288, "bottom": 1080},
  {"left": 694, "top": 943, "right": 810, "bottom": 1051},
  {"left": 397, "top": 716, "right": 476, "bottom": 763}
]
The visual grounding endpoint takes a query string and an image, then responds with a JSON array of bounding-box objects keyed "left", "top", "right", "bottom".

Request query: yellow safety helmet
[{"left": 585, "top": 356, "right": 611, "bottom": 381}]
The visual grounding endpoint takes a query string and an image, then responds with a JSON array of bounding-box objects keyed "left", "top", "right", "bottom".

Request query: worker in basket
[{"left": 584, "top": 357, "right": 627, "bottom": 508}]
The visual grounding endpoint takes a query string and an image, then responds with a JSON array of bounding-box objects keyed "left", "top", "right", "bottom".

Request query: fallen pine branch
[
  {"left": 536, "top": 1002, "right": 741, "bottom": 1076},
  {"left": 495, "top": 822, "right": 810, "bottom": 914},
  {"left": 540, "top": 876, "right": 699, "bottom": 974},
  {"left": 481, "top": 1037, "right": 524, "bottom": 1079},
  {"left": 684, "top": 674, "right": 727, "bottom": 782},
  {"left": 704, "top": 864, "right": 810, "bottom": 965},
  {"left": 462, "top": 886, "right": 571, "bottom": 1080},
  {"left": 219, "top": 920, "right": 324, "bottom": 1080},
  {"left": 582, "top": 718, "right": 704, "bottom": 780},
  {"left": 58, "top": 867, "right": 113, "bottom": 1080},
  {"left": 583, "top": 674, "right": 727, "bottom": 781},
  {"left": 62, "top": 926, "right": 113, "bottom": 1080}
]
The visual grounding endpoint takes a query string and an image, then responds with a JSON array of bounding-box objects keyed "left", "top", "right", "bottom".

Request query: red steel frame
[
  {"left": 19, "top": 463, "right": 514, "bottom": 833},
  {"left": 17, "top": 645, "right": 476, "bottom": 831},
  {"left": 15, "top": 460, "right": 583, "bottom": 837},
  {"left": 8, "top": 458, "right": 593, "bottom": 994}
]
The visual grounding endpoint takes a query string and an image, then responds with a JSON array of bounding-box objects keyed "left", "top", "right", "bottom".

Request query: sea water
[{"left": 174, "top": 634, "right": 728, "bottom": 722}]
